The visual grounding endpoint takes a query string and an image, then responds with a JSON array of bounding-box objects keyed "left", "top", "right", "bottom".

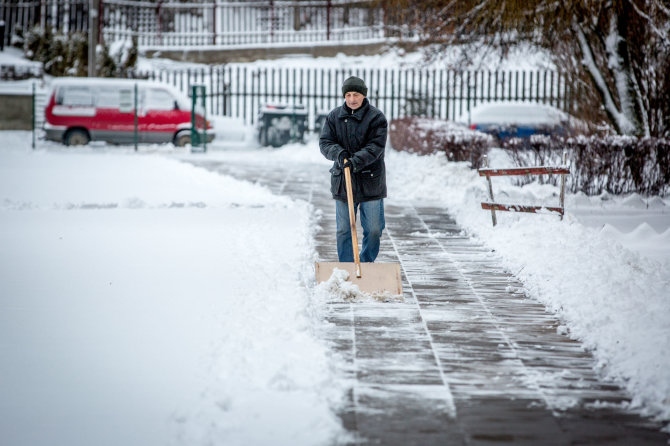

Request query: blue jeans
[{"left": 335, "top": 199, "right": 385, "bottom": 262}]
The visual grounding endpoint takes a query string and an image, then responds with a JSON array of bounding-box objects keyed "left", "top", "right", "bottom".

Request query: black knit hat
[{"left": 342, "top": 76, "right": 368, "bottom": 97}]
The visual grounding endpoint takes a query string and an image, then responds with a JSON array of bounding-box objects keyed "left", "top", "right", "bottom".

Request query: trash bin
[
  {"left": 313, "top": 109, "right": 330, "bottom": 135},
  {"left": 0, "top": 21, "right": 5, "bottom": 52},
  {"left": 256, "top": 103, "right": 308, "bottom": 148}
]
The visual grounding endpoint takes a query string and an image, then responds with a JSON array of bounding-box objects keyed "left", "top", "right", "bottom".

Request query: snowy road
[{"left": 189, "top": 154, "right": 669, "bottom": 445}]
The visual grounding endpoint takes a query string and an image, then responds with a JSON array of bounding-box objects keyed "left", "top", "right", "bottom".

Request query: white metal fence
[{"left": 1, "top": 0, "right": 388, "bottom": 48}]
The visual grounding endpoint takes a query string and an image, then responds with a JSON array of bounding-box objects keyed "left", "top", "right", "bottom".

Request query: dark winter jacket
[{"left": 319, "top": 98, "right": 388, "bottom": 203}]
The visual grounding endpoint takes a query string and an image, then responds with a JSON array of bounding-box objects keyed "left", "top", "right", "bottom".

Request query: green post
[
  {"left": 191, "top": 86, "right": 196, "bottom": 148},
  {"left": 32, "top": 82, "right": 36, "bottom": 150},
  {"left": 203, "top": 88, "right": 207, "bottom": 153},
  {"left": 134, "top": 83, "right": 138, "bottom": 152},
  {"left": 191, "top": 85, "right": 207, "bottom": 152}
]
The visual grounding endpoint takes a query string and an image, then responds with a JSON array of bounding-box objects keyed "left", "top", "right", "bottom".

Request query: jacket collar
[{"left": 339, "top": 98, "right": 370, "bottom": 121}]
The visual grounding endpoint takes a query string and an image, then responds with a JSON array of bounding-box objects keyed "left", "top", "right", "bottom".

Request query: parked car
[
  {"left": 44, "top": 77, "right": 214, "bottom": 146},
  {"left": 457, "top": 101, "right": 575, "bottom": 142},
  {"left": 256, "top": 103, "right": 308, "bottom": 148}
]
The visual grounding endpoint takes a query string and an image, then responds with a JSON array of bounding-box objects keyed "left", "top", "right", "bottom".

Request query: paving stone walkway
[{"left": 189, "top": 156, "right": 668, "bottom": 445}]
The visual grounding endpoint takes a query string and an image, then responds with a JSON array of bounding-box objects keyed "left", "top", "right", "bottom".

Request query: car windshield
[{"left": 145, "top": 88, "right": 176, "bottom": 110}]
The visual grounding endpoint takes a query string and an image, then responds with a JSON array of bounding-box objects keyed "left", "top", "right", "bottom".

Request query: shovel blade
[{"left": 315, "top": 262, "right": 403, "bottom": 295}]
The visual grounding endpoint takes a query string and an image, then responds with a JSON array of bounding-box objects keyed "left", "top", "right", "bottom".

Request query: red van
[{"left": 44, "top": 78, "right": 213, "bottom": 146}]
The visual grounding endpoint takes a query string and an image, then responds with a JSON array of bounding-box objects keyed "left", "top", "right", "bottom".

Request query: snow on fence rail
[
  {"left": 139, "top": 65, "right": 573, "bottom": 125},
  {"left": 1, "top": 0, "right": 388, "bottom": 48}
]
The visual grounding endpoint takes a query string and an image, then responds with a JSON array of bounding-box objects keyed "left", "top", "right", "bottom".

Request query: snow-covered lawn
[{"left": 0, "top": 132, "right": 344, "bottom": 446}]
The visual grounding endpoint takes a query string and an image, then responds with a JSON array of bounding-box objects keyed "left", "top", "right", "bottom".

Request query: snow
[
  {"left": 315, "top": 268, "right": 404, "bottom": 303},
  {"left": 2, "top": 126, "right": 668, "bottom": 443},
  {"left": 2, "top": 43, "right": 669, "bottom": 439},
  {"left": 385, "top": 148, "right": 670, "bottom": 425},
  {"left": 137, "top": 41, "right": 553, "bottom": 73},
  {"left": 455, "top": 101, "right": 568, "bottom": 126},
  {"left": 0, "top": 47, "right": 44, "bottom": 94},
  {"left": 0, "top": 133, "right": 346, "bottom": 446}
]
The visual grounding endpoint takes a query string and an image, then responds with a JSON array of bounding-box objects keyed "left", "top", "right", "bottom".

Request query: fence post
[
  {"left": 326, "top": 0, "right": 331, "bottom": 40},
  {"left": 32, "top": 82, "right": 36, "bottom": 150},
  {"left": 40, "top": 0, "right": 46, "bottom": 30},
  {"left": 156, "top": 0, "right": 163, "bottom": 45},
  {"left": 134, "top": 83, "right": 138, "bottom": 152},
  {"left": 270, "top": 0, "right": 275, "bottom": 43},
  {"left": 560, "top": 151, "right": 568, "bottom": 220},
  {"left": 484, "top": 155, "right": 497, "bottom": 226},
  {"left": 293, "top": 4, "right": 300, "bottom": 31},
  {"left": 88, "top": 0, "right": 100, "bottom": 77},
  {"left": 0, "top": 21, "right": 5, "bottom": 51},
  {"left": 222, "top": 82, "right": 228, "bottom": 116}
]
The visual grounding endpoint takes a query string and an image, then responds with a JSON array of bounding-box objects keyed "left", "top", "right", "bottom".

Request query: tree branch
[
  {"left": 625, "top": 0, "right": 670, "bottom": 45},
  {"left": 574, "top": 22, "right": 636, "bottom": 134}
]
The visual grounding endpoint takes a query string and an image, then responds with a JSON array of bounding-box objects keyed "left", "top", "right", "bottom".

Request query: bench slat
[
  {"left": 478, "top": 167, "right": 570, "bottom": 176},
  {"left": 481, "top": 202, "right": 564, "bottom": 215}
]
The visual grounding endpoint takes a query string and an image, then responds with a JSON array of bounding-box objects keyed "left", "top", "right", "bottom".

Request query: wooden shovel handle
[{"left": 343, "top": 160, "right": 362, "bottom": 278}]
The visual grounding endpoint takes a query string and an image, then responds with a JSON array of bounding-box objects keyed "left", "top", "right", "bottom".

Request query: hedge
[{"left": 389, "top": 117, "right": 670, "bottom": 196}]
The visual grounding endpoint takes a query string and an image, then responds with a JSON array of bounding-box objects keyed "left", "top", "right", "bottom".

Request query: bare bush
[
  {"left": 390, "top": 117, "right": 669, "bottom": 196},
  {"left": 389, "top": 117, "right": 493, "bottom": 168},
  {"left": 502, "top": 135, "right": 670, "bottom": 196}
]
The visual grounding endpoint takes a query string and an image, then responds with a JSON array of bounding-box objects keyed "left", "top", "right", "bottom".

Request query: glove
[
  {"left": 342, "top": 158, "right": 355, "bottom": 171},
  {"left": 337, "top": 152, "right": 348, "bottom": 169}
]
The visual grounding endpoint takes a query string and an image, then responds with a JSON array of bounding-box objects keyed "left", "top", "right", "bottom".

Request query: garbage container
[
  {"left": 0, "top": 21, "right": 5, "bottom": 51},
  {"left": 313, "top": 109, "right": 330, "bottom": 135},
  {"left": 256, "top": 103, "right": 308, "bottom": 148}
]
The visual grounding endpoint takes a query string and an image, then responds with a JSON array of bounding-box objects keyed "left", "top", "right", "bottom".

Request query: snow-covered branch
[
  {"left": 625, "top": 0, "right": 670, "bottom": 45},
  {"left": 605, "top": 16, "right": 643, "bottom": 135},
  {"left": 574, "top": 23, "right": 637, "bottom": 134}
]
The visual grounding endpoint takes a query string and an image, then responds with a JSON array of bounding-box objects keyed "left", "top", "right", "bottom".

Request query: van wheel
[
  {"left": 65, "top": 129, "right": 90, "bottom": 146},
  {"left": 174, "top": 132, "right": 191, "bottom": 147}
]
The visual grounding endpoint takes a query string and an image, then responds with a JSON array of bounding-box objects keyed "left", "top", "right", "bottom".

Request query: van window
[
  {"left": 57, "top": 86, "right": 94, "bottom": 106},
  {"left": 97, "top": 87, "right": 122, "bottom": 109},
  {"left": 145, "top": 88, "right": 176, "bottom": 111}
]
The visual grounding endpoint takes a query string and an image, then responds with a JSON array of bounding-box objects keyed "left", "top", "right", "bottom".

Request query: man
[{"left": 319, "top": 76, "right": 388, "bottom": 263}]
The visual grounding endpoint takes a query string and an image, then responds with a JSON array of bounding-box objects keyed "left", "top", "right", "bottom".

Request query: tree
[{"left": 381, "top": 0, "right": 670, "bottom": 137}]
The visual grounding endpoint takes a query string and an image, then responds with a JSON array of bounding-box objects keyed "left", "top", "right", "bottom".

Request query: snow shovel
[{"left": 315, "top": 160, "right": 403, "bottom": 295}]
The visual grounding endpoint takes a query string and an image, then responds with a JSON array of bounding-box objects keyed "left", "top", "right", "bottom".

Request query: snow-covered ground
[
  {"left": 2, "top": 43, "right": 669, "bottom": 440},
  {"left": 1, "top": 129, "right": 668, "bottom": 445},
  {"left": 385, "top": 148, "right": 670, "bottom": 427},
  {"left": 138, "top": 41, "right": 553, "bottom": 72},
  {"left": 0, "top": 132, "right": 346, "bottom": 446}
]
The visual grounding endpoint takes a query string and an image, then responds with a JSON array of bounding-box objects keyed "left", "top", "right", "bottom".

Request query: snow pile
[
  {"left": 0, "top": 133, "right": 346, "bottom": 446},
  {"left": 316, "top": 268, "right": 365, "bottom": 301},
  {"left": 385, "top": 148, "right": 670, "bottom": 425},
  {"left": 566, "top": 191, "right": 669, "bottom": 264},
  {"left": 599, "top": 223, "right": 670, "bottom": 264},
  {"left": 314, "top": 268, "right": 403, "bottom": 303}
]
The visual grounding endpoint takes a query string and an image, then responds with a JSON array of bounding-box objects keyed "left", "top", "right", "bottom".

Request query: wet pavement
[{"left": 188, "top": 156, "right": 669, "bottom": 445}]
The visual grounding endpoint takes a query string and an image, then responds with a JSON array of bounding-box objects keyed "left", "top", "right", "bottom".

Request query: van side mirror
[{"left": 174, "top": 101, "right": 180, "bottom": 111}]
